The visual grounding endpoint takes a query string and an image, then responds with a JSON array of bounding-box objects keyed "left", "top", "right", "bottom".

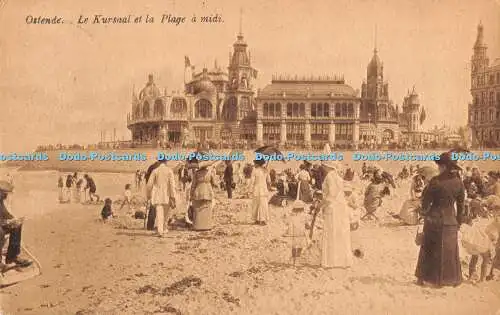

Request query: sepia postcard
[{"left": 0, "top": 0, "right": 500, "bottom": 314}]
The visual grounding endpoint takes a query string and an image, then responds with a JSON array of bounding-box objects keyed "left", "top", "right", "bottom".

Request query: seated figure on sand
[
  {"left": 101, "top": 198, "right": 115, "bottom": 222},
  {"left": 362, "top": 172, "right": 386, "bottom": 221},
  {"left": 391, "top": 174, "right": 425, "bottom": 225},
  {"left": 0, "top": 181, "right": 32, "bottom": 269}
]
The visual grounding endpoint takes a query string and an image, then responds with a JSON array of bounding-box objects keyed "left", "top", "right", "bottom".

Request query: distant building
[
  {"left": 398, "top": 87, "right": 430, "bottom": 144},
  {"left": 255, "top": 75, "right": 360, "bottom": 149},
  {"left": 127, "top": 27, "right": 432, "bottom": 149},
  {"left": 468, "top": 22, "right": 500, "bottom": 148},
  {"left": 127, "top": 30, "right": 258, "bottom": 147}
]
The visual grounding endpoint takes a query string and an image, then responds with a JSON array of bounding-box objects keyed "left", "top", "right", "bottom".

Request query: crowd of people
[
  {"left": 94, "top": 148, "right": 500, "bottom": 283},
  {"left": 57, "top": 172, "right": 100, "bottom": 204},
  {"left": 3, "top": 146, "right": 500, "bottom": 288}
]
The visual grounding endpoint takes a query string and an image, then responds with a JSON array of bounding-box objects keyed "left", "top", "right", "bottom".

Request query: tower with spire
[
  {"left": 468, "top": 21, "right": 500, "bottom": 148},
  {"left": 471, "top": 21, "right": 489, "bottom": 75},
  {"left": 223, "top": 7, "right": 258, "bottom": 122},
  {"left": 359, "top": 27, "right": 398, "bottom": 144}
]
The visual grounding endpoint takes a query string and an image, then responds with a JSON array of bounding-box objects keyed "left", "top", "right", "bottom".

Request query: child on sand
[
  {"left": 344, "top": 183, "right": 361, "bottom": 231},
  {"left": 101, "top": 198, "right": 115, "bottom": 222},
  {"left": 58, "top": 176, "right": 64, "bottom": 201},
  {"left": 284, "top": 205, "right": 310, "bottom": 261},
  {"left": 461, "top": 200, "right": 496, "bottom": 283},
  {"left": 119, "top": 184, "right": 133, "bottom": 212}
]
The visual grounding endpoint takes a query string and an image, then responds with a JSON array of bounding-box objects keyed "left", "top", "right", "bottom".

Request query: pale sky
[{"left": 0, "top": 0, "right": 499, "bottom": 151}]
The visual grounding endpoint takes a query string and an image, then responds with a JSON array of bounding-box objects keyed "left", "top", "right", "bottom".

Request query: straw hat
[{"left": 0, "top": 180, "right": 14, "bottom": 193}]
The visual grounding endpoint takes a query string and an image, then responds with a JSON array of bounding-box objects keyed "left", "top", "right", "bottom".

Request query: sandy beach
[{"left": 0, "top": 166, "right": 499, "bottom": 315}]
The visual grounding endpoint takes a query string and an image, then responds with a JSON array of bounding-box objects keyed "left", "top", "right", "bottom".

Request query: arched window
[
  {"left": 154, "top": 99, "right": 165, "bottom": 117},
  {"left": 382, "top": 129, "right": 394, "bottom": 142},
  {"left": 240, "top": 97, "right": 250, "bottom": 118},
  {"left": 348, "top": 103, "right": 354, "bottom": 117},
  {"left": 335, "top": 103, "right": 341, "bottom": 117},
  {"left": 323, "top": 103, "right": 330, "bottom": 117},
  {"left": 263, "top": 103, "right": 269, "bottom": 117},
  {"left": 341, "top": 103, "right": 348, "bottom": 117},
  {"left": 275, "top": 103, "right": 281, "bottom": 117},
  {"left": 134, "top": 105, "right": 141, "bottom": 119},
  {"left": 222, "top": 97, "right": 237, "bottom": 121},
  {"left": 194, "top": 99, "right": 213, "bottom": 118},
  {"left": 170, "top": 98, "right": 187, "bottom": 113},
  {"left": 143, "top": 101, "right": 150, "bottom": 118}
]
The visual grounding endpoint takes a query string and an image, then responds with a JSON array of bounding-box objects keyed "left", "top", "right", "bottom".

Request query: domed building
[
  {"left": 127, "top": 29, "right": 258, "bottom": 148},
  {"left": 127, "top": 27, "right": 435, "bottom": 149},
  {"left": 398, "top": 86, "right": 432, "bottom": 145}
]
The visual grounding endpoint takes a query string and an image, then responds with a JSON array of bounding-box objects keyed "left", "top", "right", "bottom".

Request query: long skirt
[
  {"left": 415, "top": 224, "right": 462, "bottom": 286},
  {"left": 321, "top": 205, "right": 353, "bottom": 268},
  {"left": 252, "top": 196, "right": 269, "bottom": 223},
  {"left": 299, "top": 180, "right": 313, "bottom": 203},
  {"left": 192, "top": 200, "right": 213, "bottom": 231}
]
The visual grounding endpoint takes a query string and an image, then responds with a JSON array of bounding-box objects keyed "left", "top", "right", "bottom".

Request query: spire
[
  {"left": 474, "top": 21, "right": 486, "bottom": 48},
  {"left": 239, "top": 7, "right": 243, "bottom": 36},
  {"left": 374, "top": 24, "right": 378, "bottom": 54},
  {"left": 214, "top": 59, "right": 218, "bottom": 69}
]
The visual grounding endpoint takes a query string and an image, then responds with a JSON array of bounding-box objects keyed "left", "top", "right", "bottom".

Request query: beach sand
[{"left": 1, "top": 167, "right": 500, "bottom": 314}]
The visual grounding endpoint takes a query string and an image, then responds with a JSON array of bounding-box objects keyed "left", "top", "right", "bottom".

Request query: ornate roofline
[{"left": 271, "top": 74, "right": 345, "bottom": 84}]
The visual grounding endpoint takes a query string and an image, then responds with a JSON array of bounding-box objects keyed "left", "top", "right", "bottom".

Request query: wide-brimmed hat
[
  {"left": 0, "top": 180, "right": 14, "bottom": 193},
  {"left": 435, "top": 152, "right": 462, "bottom": 170}
]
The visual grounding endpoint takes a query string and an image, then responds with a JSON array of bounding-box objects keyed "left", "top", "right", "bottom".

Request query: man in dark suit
[
  {"left": 0, "top": 181, "right": 32, "bottom": 269},
  {"left": 224, "top": 160, "right": 234, "bottom": 199}
]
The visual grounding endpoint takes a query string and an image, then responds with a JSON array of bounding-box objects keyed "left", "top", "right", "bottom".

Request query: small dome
[
  {"left": 139, "top": 74, "right": 160, "bottom": 99},
  {"left": 192, "top": 69, "right": 216, "bottom": 94},
  {"left": 409, "top": 86, "right": 419, "bottom": 105}
]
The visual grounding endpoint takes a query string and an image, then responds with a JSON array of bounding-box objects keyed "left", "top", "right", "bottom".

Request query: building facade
[
  {"left": 127, "top": 29, "right": 428, "bottom": 149},
  {"left": 398, "top": 87, "right": 430, "bottom": 144},
  {"left": 127, "top": 31, "right": 258, "bottom": 147},
  {"left": 468, "top": 22, "right": 500, "bottom": 148},
  {"left": 255, "top": 75, "right": 361, "bottom": 149}
]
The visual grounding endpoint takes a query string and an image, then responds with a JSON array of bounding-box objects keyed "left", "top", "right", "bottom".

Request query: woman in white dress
[
  {"left": 250, "top": 159, "right": 271, "bottom": 225},
  {"left": 320, "top": 160, "right": 353, "bottom": 268}
]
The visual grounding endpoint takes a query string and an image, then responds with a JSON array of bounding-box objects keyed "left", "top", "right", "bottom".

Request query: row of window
[
  {"left": 261, "top": 123, "right": 354, "bottom": 139},
  {"left": 473, "top": 91, "right": 500, "bottom": 106},
  {"left": 262, "top": 102, "right": 355, "bottom": 118},
  {"left": 473, "top": 72, "right": 500, "bottom": 87},
  {"left": 476, "top": 129, "right": 500, "bottom": 141},
  {"left": 472, "top": 110, "right": 500, "bottom": 122}
]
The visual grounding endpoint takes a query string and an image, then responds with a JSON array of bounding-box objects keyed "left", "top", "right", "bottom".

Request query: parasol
[{"left": 417, "top": 166, "right": 439, "bottom": 181}]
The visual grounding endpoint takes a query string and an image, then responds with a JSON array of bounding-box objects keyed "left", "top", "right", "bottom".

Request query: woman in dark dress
[{"left": 415, "top": 152, "right": 466, "bottom": 287}]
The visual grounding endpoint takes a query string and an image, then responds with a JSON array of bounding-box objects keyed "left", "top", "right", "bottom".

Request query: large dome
[{"left": 192, "top": 78, "right": 216, "bottom": 94}]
